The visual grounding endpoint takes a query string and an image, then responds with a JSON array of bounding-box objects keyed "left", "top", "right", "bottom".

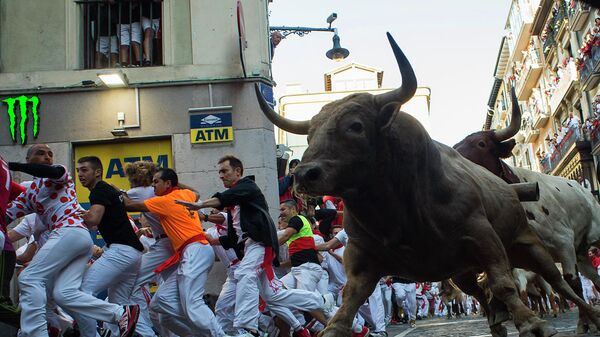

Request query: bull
[
  {"left": 453, "top": 85, "right": 600, "bottom": 333},
  {"left": 255, "top": 33, "right": 600, "bottom": 337}
]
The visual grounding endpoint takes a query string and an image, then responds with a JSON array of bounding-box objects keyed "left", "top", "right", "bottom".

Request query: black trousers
[{"left": 0, "top": 250, "right": 16, "bottom": 301}]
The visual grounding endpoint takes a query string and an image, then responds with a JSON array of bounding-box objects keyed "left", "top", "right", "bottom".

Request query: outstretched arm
[
  {"left": 315, "top": 237, "right": 341, "bottom": 251},
  {"left": 175, "top": 197, "right": 222, "bottom": 211},
  {"left": 9, "top": 162, "right": 64, "bottom": 179}
]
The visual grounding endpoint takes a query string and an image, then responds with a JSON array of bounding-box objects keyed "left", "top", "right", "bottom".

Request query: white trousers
[
  {"left": 150, "top": 242, "right": 224, "bottom": 337},
  {"left": 215, "top": 265, "right": 243, "bottom": 335},
  {"left": 131, "top": 238, "right": 175, "bottom": 337},
  {"left": 392, "top": 283, "right": 417, "bottom": 321},
  {"left": 233, "top": 240, "right": 323, "bottom": 331},
  {"left": 77, "top": 244, "right": 142, "bottom": 337},
  {"left": 281, "top": 262, "right": 323, "bottom": 292},
  {"left": 358, "top": 285, "right": 386, "bottom": 333},
  {"left": 19, "top": 227, "right": 123, "bottom": 337},
  {"left": 380, "top": 282, "right": 393, "bottom": 324},
  {"left": 416, "top": 293, "right": 429, "bottom": 318}
]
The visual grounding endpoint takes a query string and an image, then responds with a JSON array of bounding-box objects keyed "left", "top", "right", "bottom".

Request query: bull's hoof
[
  {"left": 490, "top": 324, "right": 508, "bottom": 337},
  {"left": 318, "top": 324, "right": 350, "bottom": 337},
  {"left": 588, "top": 323, "right": 598, "bottom": 334},
  {"left": 575, "top": 320, "right": 588, "bottom": 334},
  {"left": 490, "top": 310, "right": 511, "bottom": 326},
  {"left": 518, "top": 317, "right": 557, "bottom": 337}
]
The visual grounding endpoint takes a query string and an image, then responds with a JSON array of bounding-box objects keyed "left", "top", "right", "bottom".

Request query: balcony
[
  {"left": 590, "top": 121, "right": 600, "bottom": 154},
  {"left": 549, "top": 60, "right": 578, "bottom": 115},
  {"left": 508, "top": 1, "right": 534, "bottom": 59},
  {"left": 525, "top": 127, "right": 540, "bottom": 143},
  {"left": 580, "top": 45, "right": 600, "bottom": 91},
  {"left": 541, "top": 1, "right": 568, "bottom": 58},
  {"left": 78, "top": 1, "right": 163, "bottom": 69},
  {"left": 533, "top": 111, "right": 550, "bottom": 128},
  {"left": 516, "top": 38, "right": 543, "bottom": 100},
  {"left": 568, "top": 0, "right": 591, "bottom": 32},
  {"left": 548, "top": 128, "right": 578, "bottom": 173}
]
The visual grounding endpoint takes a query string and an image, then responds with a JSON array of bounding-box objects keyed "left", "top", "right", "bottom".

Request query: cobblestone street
[{"left": 386, "top": 310, "right": 597, "bottom": 337}]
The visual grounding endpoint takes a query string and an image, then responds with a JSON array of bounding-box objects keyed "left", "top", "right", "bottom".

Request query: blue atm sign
[{"left": 190, "top": 112, "right": 234, "bottom": 144}]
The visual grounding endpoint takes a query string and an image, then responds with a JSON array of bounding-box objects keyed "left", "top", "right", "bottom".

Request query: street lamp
[{"left": 270, "top": 13, "right": 350, "bottom": 61}]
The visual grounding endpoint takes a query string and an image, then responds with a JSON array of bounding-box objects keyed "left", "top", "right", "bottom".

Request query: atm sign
[{"left": 190, "top": 112, "right": 234, "bottom": 144}]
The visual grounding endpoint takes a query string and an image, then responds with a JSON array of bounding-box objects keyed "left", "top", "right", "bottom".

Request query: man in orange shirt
[{"left": 123, "top": 168, "right": 239, "bottom": 337}]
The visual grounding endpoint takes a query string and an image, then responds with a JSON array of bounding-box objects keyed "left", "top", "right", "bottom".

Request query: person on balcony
[
  {"left": 578, "top": 174, "right": 592, "bottom": 192},
  {"left": 566, "top": 111, "right": 581, "bottom": 140}
]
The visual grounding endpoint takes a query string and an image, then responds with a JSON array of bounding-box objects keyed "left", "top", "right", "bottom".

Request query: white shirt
[
  {"left": 326, "top": 245, "right": 346, "bottom": 290},
  {"left": 7, "top": 166, "right": 86, "bottom": 231},
  {"left": 13, "top": 213, "right": 50, "bottom": 247},
  {"left": 334, "top": 229, "right": 348, "bottom": 246},
  {"left": 229, "top": 205, "right": 244, "bottom": 243},
  {"left": 206, "top": 223, "right": 239, "bottom": 268},
  {"left": 127, "top": 186, "right": 165, "bottom": 237}
]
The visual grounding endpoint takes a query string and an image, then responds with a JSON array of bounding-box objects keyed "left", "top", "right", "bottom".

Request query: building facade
[
  {"left": 486, "top": 0, "right": 600, "bottom": 196},
  {"left": 277, "top": 62, "right": 431, "bottom": 161},
  {"left": 0, "top": 0, "right": 281, "bottom": 218},
  {"left": 0, "top": 0, "right": 285, "bottom": 307}
]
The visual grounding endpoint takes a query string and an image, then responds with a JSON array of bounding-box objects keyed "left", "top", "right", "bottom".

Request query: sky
[{"left": 268, "top": 0, "right": 511, "bottom": 147}]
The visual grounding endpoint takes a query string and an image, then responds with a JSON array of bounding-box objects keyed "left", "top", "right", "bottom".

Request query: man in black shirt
[{"left": 77, "top": 156, "right": 144, "bottom": 337}]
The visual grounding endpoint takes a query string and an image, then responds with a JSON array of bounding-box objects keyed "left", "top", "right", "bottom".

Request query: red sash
[{"left": 154, "top": 234, "right": 207, "bottom": 273}]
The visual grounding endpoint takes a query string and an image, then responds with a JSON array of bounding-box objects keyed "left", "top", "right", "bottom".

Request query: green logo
[{"left": 2, "top": 95, "right": 40, "bottom": 144}]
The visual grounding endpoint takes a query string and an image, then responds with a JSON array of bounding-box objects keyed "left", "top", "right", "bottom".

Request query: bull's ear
[
  {"left": 378, "top": 102, "right": 400, "bottom": 130},
  {"left": 497, "top": 139, "right": 516, "bottom": 158}
]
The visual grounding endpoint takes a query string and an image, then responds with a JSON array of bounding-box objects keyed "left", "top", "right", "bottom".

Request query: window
[{"left": 78, "top": 0, "right": 163, "bottom": 69}]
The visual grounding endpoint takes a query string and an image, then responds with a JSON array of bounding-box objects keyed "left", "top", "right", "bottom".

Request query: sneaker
[
  {"left": 99, "top": 328, "right": 112, "bottom": 337},
  {"left": 409, "top": 319, "right": 416, "bottom": 328},
  {"left": 118, "top": 305, "right": 140, "bottom": 337},
  {"left": 292, "top": 328, "right": 311, "bottom": 337},
  {"left": 370, "top": 332, "right": 388, "bottom": 337},
  {"left": 322, "top": 293, "right": 335, "bottom": 313},
  {"left": 351, "top": 326, "right": 369, "bottom": 337}
]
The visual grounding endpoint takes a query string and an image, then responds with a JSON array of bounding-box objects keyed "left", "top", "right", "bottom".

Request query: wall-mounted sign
[
  {"left": 2, "top": 95, "right": 40, "bottom": 144},
  {"left": 189, "top": 106, "right": 234, "bottom": 144}
]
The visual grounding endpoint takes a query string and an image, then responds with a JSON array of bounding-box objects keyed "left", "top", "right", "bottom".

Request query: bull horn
[
  {"left": 494, "top": 86, "right": 521, "bottom": 141},
  {"left": 254, "top": 83, "right": 310, "bottom": 135},
  {"left": 374, "top": 32, "right": 417, "bottom": 108}
]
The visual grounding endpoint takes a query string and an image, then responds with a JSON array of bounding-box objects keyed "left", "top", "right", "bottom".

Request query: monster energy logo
[{"left": 2, "top": 95, "right": 40, "bottom": 144}]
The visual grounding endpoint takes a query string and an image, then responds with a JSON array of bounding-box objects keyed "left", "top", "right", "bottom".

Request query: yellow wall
[{"left": 73, "top": 138, "right": 172, "bottom": 207}]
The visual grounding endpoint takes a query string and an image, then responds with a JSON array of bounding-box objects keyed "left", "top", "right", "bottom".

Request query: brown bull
[{"left": 256, "top": 33, "right": 600, "bottom": 337}]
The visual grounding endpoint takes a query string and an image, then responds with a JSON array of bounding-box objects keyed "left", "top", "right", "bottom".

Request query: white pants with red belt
[
  {"left": 130, "top": 238, "right": 176, "bottom": 337},
  {"left": 233, "top": 240, "right": 325, "bottom": 331},
  {"left": 77, "top": 243, "right": 142, "bottom": 337},
  {"left": 150, "top": 242, "right": 224, "bottom": 337},
  {"left": 19, "top": 227, "right": 125, "bottom": 337}
]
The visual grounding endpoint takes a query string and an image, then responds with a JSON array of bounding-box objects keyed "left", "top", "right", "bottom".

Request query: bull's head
[
  {"left": 453, "top": 88, "right": 521, "bottom": 182},
  {"left": 255, "top": 33, "right": 417, "bottom": 196}
]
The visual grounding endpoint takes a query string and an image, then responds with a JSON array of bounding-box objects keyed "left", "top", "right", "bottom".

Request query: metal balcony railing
[
  {"left": 568, "top": 0, "right": 591, "bottom": 31},
  {"left": 76, "top": 0, "right": 163, "bottom": 69}
]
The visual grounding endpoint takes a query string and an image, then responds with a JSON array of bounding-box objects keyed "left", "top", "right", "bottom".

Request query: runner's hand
[{"left": 175, "top": 199, "right": 201, "bottom": 210}]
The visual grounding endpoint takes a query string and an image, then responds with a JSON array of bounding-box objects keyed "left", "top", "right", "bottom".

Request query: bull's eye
[
  {"left": 478, "top": 141, "right": 486, "bottom": 148},
  {"left": 347, "top": 122, "right": 363, "bottom": 133}
]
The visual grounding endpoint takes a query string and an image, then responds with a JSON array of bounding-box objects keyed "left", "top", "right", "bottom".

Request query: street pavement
[{"left": 386, "top": 310, "right": 597, "bottom": 337}]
